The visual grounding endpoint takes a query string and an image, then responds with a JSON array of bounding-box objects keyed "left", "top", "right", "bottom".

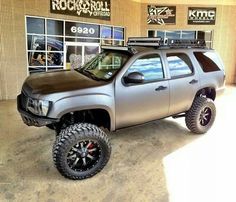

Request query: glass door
[{"left": 64, "top": 42, "right": 100, "bottom": 70}]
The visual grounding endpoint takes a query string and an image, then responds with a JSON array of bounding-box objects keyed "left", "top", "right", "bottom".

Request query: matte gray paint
[{"left": 21, "top": 48, "right": 225, "bottom": 131}]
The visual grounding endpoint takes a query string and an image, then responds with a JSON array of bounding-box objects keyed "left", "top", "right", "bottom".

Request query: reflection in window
[
  {"left": 166, "top": 31, "right": 181, "bottom": 39},
  {"left": 80, "top": 52, "right": 130, "bottom": 80},
  {"left": 66, "top": 46, "right": 82, "bottom": 69},
  {"left": 101, "top": 26, "right": 112, "bottom": 45},
  {"left": 84, "top": 46, "right": 99, "bottom": 64},
  {"left": 28, "top": 52, "right": 46, "bottom": 66},
  {"left": 167, "top": 53, "right": 193, "bottom": 78},
  {"left": 28, "top": 35, "right": 45, "bottom": 51},
  {"left": 27, "top": 17, "right": 45, "bottom": 34},
  {"left": 157, "top": 31, "right": 165, "bottom": 38},
  {"left": 47, "top": 52, "right": 64, "bottom": 66},
  {"left": 182, "top": 31, "right": 196, "bottom": 39},
  {"left": 127, "top": 54, "right": 164, "bottom": 82},
  {"left": 47, "top": 19, "right": 63, "bottom": 35},
  {"left": 114, "top": 27, "right": 124, "bottom": 40},
  {"left": 47, "top": 37, "right": 63, "bottom": 51}
]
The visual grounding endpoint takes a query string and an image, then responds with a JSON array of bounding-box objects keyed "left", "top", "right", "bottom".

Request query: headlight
[{"left": 27, "top": 98, "right": 51, "bottom": 116}]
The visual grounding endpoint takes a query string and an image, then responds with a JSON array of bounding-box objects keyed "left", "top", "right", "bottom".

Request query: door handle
[
  {"left": 189, "top": 79, "right": 198, "bottom": 84},
  {"left": 155, "top": 86, "right": 167, "bottom": 91}
]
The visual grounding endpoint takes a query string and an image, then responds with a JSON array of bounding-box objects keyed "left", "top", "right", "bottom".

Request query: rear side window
[
  {"left": 167, "top": 53, "right": 193, "bottom": 78},
  {"left": 194, "top": 52, "right": 221, "bottom": 72}
]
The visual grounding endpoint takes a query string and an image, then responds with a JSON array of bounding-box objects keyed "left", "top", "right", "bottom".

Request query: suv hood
[{"left": 23, "top": 70, "right": 106, "bottom": 95}]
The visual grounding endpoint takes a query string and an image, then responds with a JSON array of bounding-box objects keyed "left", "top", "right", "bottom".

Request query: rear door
[{"left": 164, "top": 51, "right": 200, "bottom": 115}]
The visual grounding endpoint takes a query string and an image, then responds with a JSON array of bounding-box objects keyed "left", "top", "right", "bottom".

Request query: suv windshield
[{"left": 77, "top": 51, "right": 130, "bottom": 81}]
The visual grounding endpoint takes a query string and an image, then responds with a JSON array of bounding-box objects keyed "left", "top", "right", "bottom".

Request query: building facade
[{"left": 0, "top": 0, "right": 236, "bottom": 100}]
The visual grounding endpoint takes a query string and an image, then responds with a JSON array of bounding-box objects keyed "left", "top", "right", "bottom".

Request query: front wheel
[
  {"left": 185, "top": 97, "right": 216, "bottom": 134},
  {"left": 53, "top": 123, "right": 111, "bottom": 180}
]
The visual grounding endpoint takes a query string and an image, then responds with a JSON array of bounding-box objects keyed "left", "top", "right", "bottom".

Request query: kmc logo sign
[{"left": 188, "top": 7, "right": 216, "bottom": 25}]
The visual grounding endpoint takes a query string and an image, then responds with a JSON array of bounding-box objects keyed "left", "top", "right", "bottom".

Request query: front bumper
[{"left": 17, "top": 94, "right": 58, "bottom": 127}]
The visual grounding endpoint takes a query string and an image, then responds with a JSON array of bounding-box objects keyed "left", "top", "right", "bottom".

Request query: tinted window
[
  {"left": 79, "top": 51, "right": 130, "bottom": 80},
  {"left": 194, "top": 52, "right": 221, "bottom": 72},
  {"left": 47, "top": 19, "right": 63, "bottom": 35},
  {"left": 114, "top": 27, "right": 124, "bottom": 40},
  {"left": 127, "top": 54, "right": 164, "bottom": 82},
  {"left": 166, "top": 31, "right": 181, "bottom": 39},
  {"left": 167, "top": 53, "right": 193, "bottom": 78},
  {"left": 27, "top": 17, "right": 45, "bottom": 34}
]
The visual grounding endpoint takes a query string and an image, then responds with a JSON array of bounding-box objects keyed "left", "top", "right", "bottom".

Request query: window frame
[
  {"left": 122, "top": 53, "right": 166, "bottom": 86},
  {"left": 166, "top": 52, "right": 195, "bottom": 79}
]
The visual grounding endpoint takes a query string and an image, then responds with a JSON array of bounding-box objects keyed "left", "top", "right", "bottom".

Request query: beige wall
[
  {"left": 0, "top": 0, "right": 236, "bottom": 100},
  {"left": 140, "top": 3, "right": 236, "bottom": 84},
  {"left": 0, "top": 0, "right": 141, "bottom": 100}
]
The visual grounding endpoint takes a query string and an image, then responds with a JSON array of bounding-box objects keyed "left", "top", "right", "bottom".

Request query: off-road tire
[
  {"left": 185, "top": 97, "right": 216, "bottom": 134},
  {"left": 53, "top": 123, "right": 111, "bottom": 180}
]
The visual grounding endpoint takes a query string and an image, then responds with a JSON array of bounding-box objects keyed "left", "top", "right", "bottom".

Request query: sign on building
[
  {"left": 50, "top": 0, "right": 111, "bottom": 20},
  {"left": 147, "top": 5, "right": 176, "bottom": 25},
  {"left": 188, "top": 7, "right": 216, "bottom": 25}
]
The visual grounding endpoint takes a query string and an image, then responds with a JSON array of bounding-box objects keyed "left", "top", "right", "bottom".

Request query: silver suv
[{"left": 17, "top": 38, "right": 225, "bottom": 180}]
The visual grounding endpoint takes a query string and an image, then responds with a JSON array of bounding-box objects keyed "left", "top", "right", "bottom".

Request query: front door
[
  {"left": 115, "top": 53, "right": 170, "bottom": 129},
  {"left": 64, "top": 42, "right": 100, "bottom": 70}
]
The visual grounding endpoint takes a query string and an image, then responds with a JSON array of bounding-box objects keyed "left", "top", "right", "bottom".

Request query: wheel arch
[
  {"left": 57, "top": 107, "right": 115, "bottom": 131},
  {"left": 195, "top": 87, "right": 216, "bottom": 100}
]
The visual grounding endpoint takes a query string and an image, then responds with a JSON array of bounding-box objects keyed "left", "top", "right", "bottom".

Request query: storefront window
[
  {"left": 26, "top": 16, "right": 125, "bottom": 74},
  {"left": 114, "top": 27, "right": 124, "bottom": 40},
  {"left": 148, "top": 30, "right": 156, "bottom": 38},
  {"left": 27, "top": 35, "right": 45, "bottom": 51},
  {"left": 101, "top": 26, "right": 113, "bottom": 45},
  {"left": 156, "top": 31, "right": 165, "bottom": 38},
  {"left": 148, "top": 30, "right": 213, "bottom": 48},
  {"left": 182, "top": 31, "right": 196, "bottom": 39},
  {"left": 166, "top": 31, "right": 181, "bottom": 39},
  {"left": 47, "top": 19, "right": 64, "bottom": 36},
  {"left": 26, "top": 17, "right": 45, "bottom": 34},
  {"left": 47, "top": 37, "right": 63, "bottom": 51}
]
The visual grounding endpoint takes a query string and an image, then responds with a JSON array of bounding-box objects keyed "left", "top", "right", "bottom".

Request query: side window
[
  {"left": 167, "top": 53, "right": 193, "bottom": 78},
  {"left": 127, "top": 54, "right": 164, "bottom": 82},
  {"left": 194, "top": 52, "right": 221, "bottom": 72}
]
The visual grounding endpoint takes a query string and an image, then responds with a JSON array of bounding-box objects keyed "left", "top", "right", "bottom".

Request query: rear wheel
[
  {"left": 185, "top": 97, "right": 216, "bottom": 134},
  {"left": 53, "top": 123, "right": 111, "bottom": 180}
]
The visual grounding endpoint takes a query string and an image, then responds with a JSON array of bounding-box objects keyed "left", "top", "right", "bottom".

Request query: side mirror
[{"left": 124, "top": 72, "right": 144, "bottom": 84}]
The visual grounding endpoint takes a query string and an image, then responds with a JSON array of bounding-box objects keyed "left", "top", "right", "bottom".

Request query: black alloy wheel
[
  {"left": 199, "top": 107, "right": 212, "bottom": 126},
  {"left": 67, "top": 140, "right": 101, "bottom": 172}
]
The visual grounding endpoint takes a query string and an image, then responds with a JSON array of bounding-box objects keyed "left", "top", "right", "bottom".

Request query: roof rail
[{"left": 127, "top": 37, "right": 206, "bottom": 49}]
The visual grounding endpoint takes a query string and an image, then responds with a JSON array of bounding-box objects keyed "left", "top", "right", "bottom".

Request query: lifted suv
[{"left": 17, "top": 38, "right": 225, "bottom": 180}]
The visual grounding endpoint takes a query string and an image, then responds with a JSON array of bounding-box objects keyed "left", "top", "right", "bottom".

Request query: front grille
[{"left": 21, "top": 92, "right": 28, "bottom": 110}]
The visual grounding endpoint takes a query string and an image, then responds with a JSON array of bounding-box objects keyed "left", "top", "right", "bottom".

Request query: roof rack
[
  {"left": 127, "top": 37, "right": 206, "bottom": 49},
  {"left": 101, "top": 45, "right": 129, "bottom": 51}
]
